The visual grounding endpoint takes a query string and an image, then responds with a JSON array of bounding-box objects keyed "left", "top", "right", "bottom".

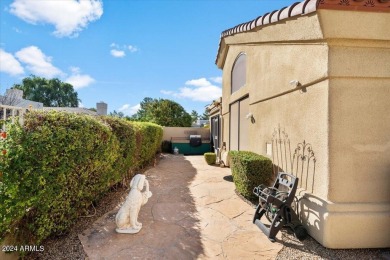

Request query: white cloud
[
  {"left": 118, "top": 103, "right": 140, "bottom": 116},
  {"left": 15, "top": 46, "right": 63, "bottom": 78},
  {"left": 161, "top": 77, "right": 222, "bottom": 102},
  {"left": 9, "top": 0, "right": 103, "bottom": 38},
  {"left": 0, "top": 48, "right": 25, "bottom": 76},
  {"left": 78, "top": 102, "right": 85, "bottom": 108},
  {"left": 12, "top": 27, "right": 22, "bottom": 33},
  {"left": 69, "top": 66, "right": 81, "bottom": 74},
  {"left": 128, "top": 45, "right": 138, "bottom": 53},
  {"left": 66, "top": 74, "right": 95, "bottom": 89},
  {"left": 185, "top": 78, "right": 214, "bottom": 88},
  {"left": 210, "top": 76, "right": 222, "bottom": 84},
  {"left": 110, "top": 43, "right": 138, "bottom": 58},
  {"left": 65, "top": 66, "right": 95, "bottom": 89},
  {"left": 110, "top": 49, "right": 125, "bottom": 58},
  {"left": 160, "top": 90, "right": 174, "bottom": 95}
]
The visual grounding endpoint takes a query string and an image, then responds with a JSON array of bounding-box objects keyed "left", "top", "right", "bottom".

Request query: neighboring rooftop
[
  {"left": 1, "top": 89, "right": 107, "bottom": 115},
  {"left": 42, "top": 107, "right": 98, "bottom": 115}
]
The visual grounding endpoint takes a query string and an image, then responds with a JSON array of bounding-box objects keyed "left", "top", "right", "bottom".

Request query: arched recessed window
[{"left": 231, "top": 53, "right": 246, "bottom": 93}]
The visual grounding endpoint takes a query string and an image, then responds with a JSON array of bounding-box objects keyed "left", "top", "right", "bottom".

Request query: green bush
[
  {"left": 204, "top": 152, "right": 216, "bottom": 165},
  {"left": 229, "top": 151, "right": 272, "bottom": 200},
  {"left": 100, "top": 116, "right": 137, "bottom": 183},
  {"left": 132, "top": 122, "right": 163, "bottom": 168},
  {"left": 0, "top": 111, "right": 163, "bottom": 248}
]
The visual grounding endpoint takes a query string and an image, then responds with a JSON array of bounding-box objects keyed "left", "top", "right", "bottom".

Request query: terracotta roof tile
[
  {"left": 304, "top": 0, "right": 318, "bottom": 13},
  {"left": 262, "top": 13, "right": 271, "bottom": 25},
  {"left": 276, "top": 7, "right": 288, "bottom": 20},
  {"left": 216, "top": 0, "right": 389, "bottom": 66},
  {"left": 254, "top": 16, "right": 263, "bottom": 27},
  {"left": 269, "top": 10, "right": 279, "bottom": 23},
  {"left": 290, "top": 1, "right": 306, "bottom": 16}
]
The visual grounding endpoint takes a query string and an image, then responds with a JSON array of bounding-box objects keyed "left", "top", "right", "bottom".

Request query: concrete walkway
[{"left": 79, "top": 155, "right": 282, "bottom": 259}]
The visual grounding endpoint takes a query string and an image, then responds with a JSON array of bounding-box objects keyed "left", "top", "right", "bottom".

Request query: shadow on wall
[
  {"left": 271, "top": 125, "right": 324, "bottom": 241},
  {"left": 295, "top": 191, "right": 327, "bottom": 243}
]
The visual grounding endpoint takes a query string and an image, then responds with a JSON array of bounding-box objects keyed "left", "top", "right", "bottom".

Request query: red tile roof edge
[{"left": 216, "top": 0, "right": 390, "bottom": 65}]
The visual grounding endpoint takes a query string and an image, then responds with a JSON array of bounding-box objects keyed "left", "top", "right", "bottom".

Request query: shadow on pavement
[{"left": 79, "top": 154, "right": 203, "bottom": 259}]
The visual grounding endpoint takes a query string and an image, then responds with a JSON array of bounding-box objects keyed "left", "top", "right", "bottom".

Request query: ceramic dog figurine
[{"left": 115, "top": 174, "right": 152, "bottom": 234}]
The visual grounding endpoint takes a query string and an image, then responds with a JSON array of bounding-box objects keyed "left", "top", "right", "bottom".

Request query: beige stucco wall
[
  {"left": 162, "top": 127, "right": 210, "bottom": 141},
  {"left": 218, "top": 9, "right": 390, "bottom": 248}
]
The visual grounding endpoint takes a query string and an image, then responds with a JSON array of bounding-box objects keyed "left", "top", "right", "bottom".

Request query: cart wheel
[
  {"left": 294, "top": 225, "right": 308, "bottom": 241},
  {"left": 253, "top": 204, "right": 261, "bottom": 223}
]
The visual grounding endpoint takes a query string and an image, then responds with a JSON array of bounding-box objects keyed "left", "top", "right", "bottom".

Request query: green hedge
[
  {"left": 100, "top": 116, "right": 137, "bottom": 184},
  {"left": 0, "top": 111, "right": 162, "bottom": 247},
  {"left": 229, "top": 151, "right": 272, "bottom": 200},
  {"left": 204, "top": 152, "right": 216, "bottom": 165},
  {"left": 132, "top": 122, "right": 163, "bottom": 167}
]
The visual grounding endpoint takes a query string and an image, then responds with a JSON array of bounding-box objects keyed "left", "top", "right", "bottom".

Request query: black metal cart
[{"left": 253, "top": 172, "right": 308, "bottom": 242}]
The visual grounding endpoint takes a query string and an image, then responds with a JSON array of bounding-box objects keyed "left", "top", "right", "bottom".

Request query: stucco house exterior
[{"left": 213, "top": 0, "right": 389, "bottom": 249}]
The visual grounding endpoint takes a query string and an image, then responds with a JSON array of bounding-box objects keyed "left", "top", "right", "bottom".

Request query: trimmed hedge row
[
  {"left": 229, "top": 150, "right": 273, "bottom": 200},
  {"left": 0, "top": 111, "right": 162, "bottom": 246}
]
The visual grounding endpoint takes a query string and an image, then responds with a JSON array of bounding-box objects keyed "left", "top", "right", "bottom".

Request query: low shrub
[
  {"left": 229, "top": 150, "right": 272, "bottom": 200},
  {"left": 204, "top": 152, "right": 216, "bottom": 165}
]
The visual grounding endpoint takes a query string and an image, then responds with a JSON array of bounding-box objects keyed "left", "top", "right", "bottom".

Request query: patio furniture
[{"left": 252, "top": 172, "right": 307, "bottom": 242}]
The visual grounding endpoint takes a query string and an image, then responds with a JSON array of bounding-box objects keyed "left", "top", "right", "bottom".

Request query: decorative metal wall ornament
[
  {"left": 271, "top": 125, "right": 317, "bottom": 193},
  {"left": 271, "top": 125, "right": 292, "bottom": 177},
  {"left": 292, "top": 140, "right": 317, "bottom": 193}
]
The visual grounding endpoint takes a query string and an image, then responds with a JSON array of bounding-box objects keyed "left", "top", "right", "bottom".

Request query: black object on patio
[{"left": 252, "top": 172, "right": 308, "bottom": 242}]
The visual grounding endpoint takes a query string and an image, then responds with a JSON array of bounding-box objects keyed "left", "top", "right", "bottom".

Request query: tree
[
  {"left": 190, "top": 110, "right": 199, "bottom": 123},
  {"left": 13, "top": 75, "right": 80, "bottom": 107},
  {"left": 133, "top": 97, "right": 192, "bottom": 127},
  {"left": 0, "top": 88, "right": 22, "bottom": 106},
  {"left": 110, "top": 110, "right": 124, "bottom": 118},
  {"left": 200, "top": 108, "right": 209, "bottom": 120}
]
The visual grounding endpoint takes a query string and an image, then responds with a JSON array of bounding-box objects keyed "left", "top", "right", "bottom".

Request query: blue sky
[{"left": 0, "top": 0, "right": 297, "bottom": 116}]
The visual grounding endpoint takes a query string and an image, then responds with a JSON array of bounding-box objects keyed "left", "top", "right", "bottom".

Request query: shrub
[
  {"left": 100, "top": 116, "right": 137, "bottom": 183},
  {"left": 229, "top": 150, "right": 272, "bottom": 200},
  {"left": 0, "top": 111, "right": 163, "bottom": 249},
  {"left": 204, "top": 152, "right": 216, "bottom": 165},
  {"left": 132, "top": 122, "right": 163, "bottom": 168},
  {"left": 0, "top": 111, "right": 119, "bottom": 245},
  {"left": 161, "top": 140, "right": 172, "bottom": 153}
]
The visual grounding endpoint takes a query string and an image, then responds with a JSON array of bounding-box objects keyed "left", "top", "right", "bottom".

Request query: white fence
[{"left": 0, "top": 104, "right": 27, "bottom": 131}]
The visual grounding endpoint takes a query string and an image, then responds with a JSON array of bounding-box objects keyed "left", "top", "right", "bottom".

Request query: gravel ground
[
  {"left": 237, "top": 191, "right": 390, "bottom": 260},
  {"left": 277, "top": 229, "right": 390, "bottom": 260},
  {"left": 25, "top": 185, "right": 130, "bottom": 260}
]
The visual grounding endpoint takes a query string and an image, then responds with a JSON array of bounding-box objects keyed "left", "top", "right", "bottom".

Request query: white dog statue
[{"left": 115, "top": 174, "right": 152, "bottom": 234}]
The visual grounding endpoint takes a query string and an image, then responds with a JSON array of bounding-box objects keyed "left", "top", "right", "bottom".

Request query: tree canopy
[
  {"left": 13, "top": 75, "right": 80, "bottom": 107},
  {"left": 191, "top": 110, "right": 199, "bottom": 123},
  {"left": 132, "top": 97, "right": 192, "bottom": 127}
]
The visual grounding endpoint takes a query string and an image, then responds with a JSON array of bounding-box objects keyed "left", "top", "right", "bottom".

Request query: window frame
[{"left": 231, "top": 52, "right": 247, "bottom": 94}]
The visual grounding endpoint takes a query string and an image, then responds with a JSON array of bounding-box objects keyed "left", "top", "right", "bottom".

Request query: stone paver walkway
[{"left": 79, "top": 155, "right": 282, "bottom": 259}]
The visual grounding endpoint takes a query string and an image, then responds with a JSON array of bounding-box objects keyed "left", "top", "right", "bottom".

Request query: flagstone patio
[{"left": 78, "top": 154, "right": 282, "bottom": 259}]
